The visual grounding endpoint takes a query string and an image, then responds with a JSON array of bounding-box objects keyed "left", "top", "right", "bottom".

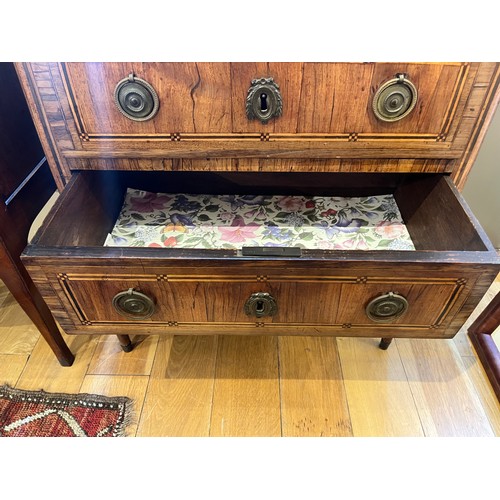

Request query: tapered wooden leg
[
  {"left": 1, "top": 243, "right": 75, "bottom": 366},
  {"left": 117, "top": 334, "right": 134, "bottom": 352},
  {"left": 379, "top": 337, "right": 393, "bottom": 350}
]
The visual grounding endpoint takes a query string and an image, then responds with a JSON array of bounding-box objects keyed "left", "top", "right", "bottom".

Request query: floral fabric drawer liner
[{"left": 104, "top": 189, "right": 415, "bottom": 251}]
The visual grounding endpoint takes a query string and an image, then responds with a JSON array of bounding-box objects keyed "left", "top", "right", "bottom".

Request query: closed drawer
[
  {"left": 54, "top": 271, "right": 469, "bottom": 335},
  {"left": 16, "top": 62, "right": 500, "bottom": 181},
  {"left": 22, "top": 169, "right": 500, "bottom": 339},
  {"left": 63, "top": 62, "right": 466, "bottom": 136}
]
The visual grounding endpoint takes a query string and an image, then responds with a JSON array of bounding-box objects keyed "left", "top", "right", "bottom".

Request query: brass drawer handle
[
  {"left": 112, "top": 288, "right": 155, "bottom": 320},
  {"left": 366, "top": 292, "right": 408, "bottom": 323},
  {"left": 114, "top": 73, "right": 159, "bottom": 122},
  {"left": 244, "top": 292, "right": 278, "bottom": 318},
  {"left": 372, "top": 73, "right": 418, "bottom": 122},
  {"left": 246, "top": 77, "right": 283, "bottom": 124}
]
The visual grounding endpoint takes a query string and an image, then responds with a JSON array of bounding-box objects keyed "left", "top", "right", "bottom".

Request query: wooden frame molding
[
  {"left": 57, "top": 272, "right": 466, "bottom": 330},
  {"left": 468, "top": 290, "right": 500, "bottom": 401}
]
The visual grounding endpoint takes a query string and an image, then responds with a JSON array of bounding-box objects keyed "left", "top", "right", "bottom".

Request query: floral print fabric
[{"left": 104, "top": 189, "right": 415, "bottom": 251}]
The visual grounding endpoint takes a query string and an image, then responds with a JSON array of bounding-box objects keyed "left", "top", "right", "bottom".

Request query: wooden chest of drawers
[{"left": 16, "top": 62, "right": 500, "bottom": 365}]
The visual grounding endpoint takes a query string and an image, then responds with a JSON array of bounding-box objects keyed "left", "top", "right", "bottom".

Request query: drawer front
[
  {"left": 51, "top": 270, "right": 471, "bottom": 337},
  {"left": 16, "top": 62, "right": 500, "bottom": 187},
  {"left": 21, "top": 167, "right": 500, "bottom": 340},
  {"left": 63, "top": 62, "right": 465, "bottom": 136}
]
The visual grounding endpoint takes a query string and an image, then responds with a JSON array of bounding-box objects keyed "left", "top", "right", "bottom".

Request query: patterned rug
[{"left": 0, "top": 385, "right": 133, "bottom": 437}]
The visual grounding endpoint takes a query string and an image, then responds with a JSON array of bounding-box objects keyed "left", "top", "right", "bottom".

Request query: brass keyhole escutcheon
[
  {"left": 365, "top": 292, "right": 409, "bottom": 323},
  {"left": 244, "top": 292, "right": 278, "bottom": 318},
  {"left": 372, "top": 73, "right": 418, "bottom": 122},
  {"left": 112, "top": 288, "right": 155, "bottom": 320},
  {"left": 246, "top": 78, "right": 283, "bottom": 124}
]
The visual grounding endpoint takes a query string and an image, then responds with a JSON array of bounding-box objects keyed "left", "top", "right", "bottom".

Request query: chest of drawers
[{"left": 16, "top": 62, "right": 500, "bottom": 364}]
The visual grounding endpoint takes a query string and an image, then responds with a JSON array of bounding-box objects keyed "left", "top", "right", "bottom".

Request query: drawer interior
[{"left": 31, "top": 170, "right": 494, "bottom": 254}]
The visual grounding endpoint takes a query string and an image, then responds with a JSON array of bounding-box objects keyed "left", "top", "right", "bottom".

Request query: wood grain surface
[
  {"left": 14, "top": 62, "right": 500, "bottom": 183},
  {"left": 337, "top": 337, "right": 424, "bottom": 436},
  {"left": 397, "top": 338, "right": 494, "bottom": 436},
  {"left": 137, "top": 335, "right": 217, "bottom": 436},
  {"left": 279, "top": 336, "right": 352, "bottom": 436},
  {"left": 210, "top": 336, "right": 281, "bottom": 436},
  {"left": 16, "top": 333, "right": 98, "bottom": 393}
]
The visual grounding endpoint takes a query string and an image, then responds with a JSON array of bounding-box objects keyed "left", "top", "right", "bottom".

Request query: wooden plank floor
[{"left": 1, "top": 277, "right": 499, "bottom": 437}]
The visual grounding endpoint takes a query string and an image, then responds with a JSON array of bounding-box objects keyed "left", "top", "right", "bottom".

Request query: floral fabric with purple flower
[{"left": 104, "top": 189, "right": 415, "bottom": 250}]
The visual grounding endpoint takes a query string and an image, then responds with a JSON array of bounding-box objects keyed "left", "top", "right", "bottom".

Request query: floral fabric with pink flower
[{"left": 104, "top": 189, "right": 415, "bottom": 250}]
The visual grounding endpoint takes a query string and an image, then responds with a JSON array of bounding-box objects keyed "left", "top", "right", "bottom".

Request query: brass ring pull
[
  {"left": 372, "top": 73, "right": 418, "bottom": 122},
  {"left": 244, "top": 292, "right": 278, "bottom": 318},
  {"left": 112, "top": 288, "right": 155, "bottom": 320},
  {"left": 114, "top": 73, "right": 159, "bottom": 121},
  {"left": 366, "top": 292, "right": 408, "bottom": 323}
]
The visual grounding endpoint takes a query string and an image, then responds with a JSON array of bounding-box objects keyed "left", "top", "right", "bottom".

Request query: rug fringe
[{"left": 0, "top": 384, "right": 135, "bottom": 437}]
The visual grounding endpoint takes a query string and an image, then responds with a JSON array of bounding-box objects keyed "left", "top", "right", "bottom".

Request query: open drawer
[{"left": 22, "top": 169, "right": 500, "bottom": 341}]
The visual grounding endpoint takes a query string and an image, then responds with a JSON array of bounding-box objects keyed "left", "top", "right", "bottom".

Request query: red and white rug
[{"left": 0, "top": 385, "right": 133, "bottom": 437}]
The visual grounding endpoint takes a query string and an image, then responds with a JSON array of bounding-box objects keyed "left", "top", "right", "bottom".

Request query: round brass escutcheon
[
  {"left": 114, "top": 73, "right": 159, "bottom": 122},
  {"left": 112, "top": 288, "right": 155, "bottom": 320},
  {"left": 365, "top": 292, "right": 409, "bottom": 323},
  {"left": 372, "top": 73, "right": 418, "bottom": 122},
  {"left": 244, "top": 292, "right": 278, "bottom": 318}
]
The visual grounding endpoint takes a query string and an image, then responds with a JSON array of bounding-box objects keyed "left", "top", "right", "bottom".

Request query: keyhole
[
  {"left": 260, "top": 93, "right": 268, "bottom": 112},
  {"left": 256, "top": 300, "right": 265, "bottom": 314}
]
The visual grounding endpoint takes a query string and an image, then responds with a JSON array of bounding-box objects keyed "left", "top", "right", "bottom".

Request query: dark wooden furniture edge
[
  {"left": 468, "top": 289, "right": 500, "bottom": 401},
  {"left": 0, "top": 63, "right": 74, "bottom": 366},
  {"left": 1, "top": 240, "right": 74, "bottom": 366}
]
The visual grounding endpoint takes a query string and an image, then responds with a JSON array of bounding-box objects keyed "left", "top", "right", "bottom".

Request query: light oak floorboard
[
  {"left": 0, "top": 293, "right": 40, "bottom": 355},
  {"left": 210, "top": 336, "right": 281, "bottom": 437},
  {"left": 80, "top": 374, "right": 149, "bottom": 437},
  {"left": 460, "top": 355, "right": 500, "bottom": 436},
  {"left": 279, "top": 336, "right": 352, "bottom": 437},
  {"left": 15, "top": 333, "right": 99, "bottom": 393},
  {"left": 337, "top": 337, "right": 424, "bottom": 436},
  {"left": 398, "top": 338, "right": 494, "bottom": 436},
  {"left": 0, "top": 354, "right": 30, "bottom": 386},
  {"left": 87, "top": 335, "right": 159, "bottom": 376},
  {"left": 137, "top": 335, "right": 217, "bottom": 437},
  {"left": 0, "top": 281, "right": 11, "bottom": 305}
]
